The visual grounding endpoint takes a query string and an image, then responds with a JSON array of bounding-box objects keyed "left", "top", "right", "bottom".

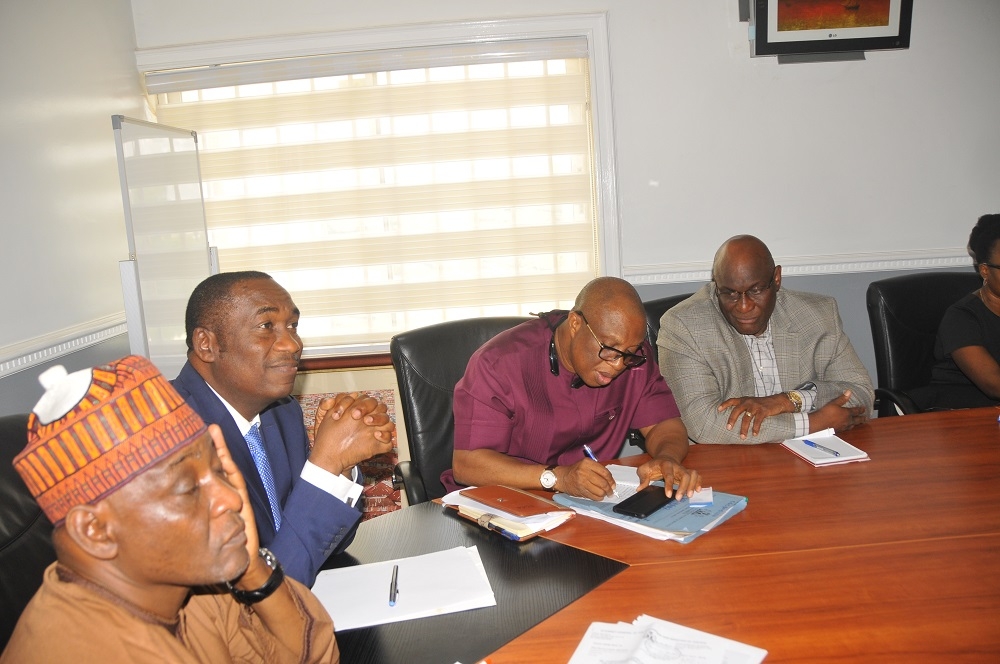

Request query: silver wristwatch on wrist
[{"left": 539, "top": 464, "right": 558, "bottom": 490}]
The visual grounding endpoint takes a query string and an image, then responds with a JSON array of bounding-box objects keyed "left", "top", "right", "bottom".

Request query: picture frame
[{"left": 750, "top": 0, "right": 913, "bottom": 58}]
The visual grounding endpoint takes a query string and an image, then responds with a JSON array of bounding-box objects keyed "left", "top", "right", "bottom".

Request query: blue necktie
[{"left": 244, "top": 423, "right": 282, "bottom": 531}]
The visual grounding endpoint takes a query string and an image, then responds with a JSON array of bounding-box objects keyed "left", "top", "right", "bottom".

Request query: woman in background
[{"left": 913, "top": 214, "right": 1000, "bottom": 410}]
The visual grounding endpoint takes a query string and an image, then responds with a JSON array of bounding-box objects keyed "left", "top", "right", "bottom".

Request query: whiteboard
[{"left": 112, "top": 115, "right": 212, "bottom": 378}]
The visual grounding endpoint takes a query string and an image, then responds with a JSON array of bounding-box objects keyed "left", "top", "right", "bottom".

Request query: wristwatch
[
  {"left": 227, "top": 548, "right": 284, "bottom": 605},
  {"left": 785, "top": 390, "right": 804, "bottom": 413},
  {"left": 539, "top": 464, "right": 558, "bottom": 490}
]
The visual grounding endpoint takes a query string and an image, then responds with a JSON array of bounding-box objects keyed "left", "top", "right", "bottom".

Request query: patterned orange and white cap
[{"left": 13, "top": 355, "right": 207, "bottom": 525}]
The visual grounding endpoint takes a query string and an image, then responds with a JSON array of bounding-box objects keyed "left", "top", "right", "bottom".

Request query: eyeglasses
[
  {"left": 716, "top": 269, "right": 777, "bottom": 304},
  {"left": 574, "top": 311, "right": 647, "bottom": 368},
  {"left": 983, "top": 262, "right": 1000, "bottom": 270}
]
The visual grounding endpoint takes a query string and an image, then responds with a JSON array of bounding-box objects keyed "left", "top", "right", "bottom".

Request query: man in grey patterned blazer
[{"left": 657, "top": 235, "right": 873, "bottom": 444}]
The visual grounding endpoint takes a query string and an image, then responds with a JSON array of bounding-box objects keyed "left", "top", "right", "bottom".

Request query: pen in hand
[
  {"left": 389, "top": 564, "right": 399, "bottom": 607},
  {"left": 802, "top": 439, "right": 840, "bottom": 457},
  {"left": 583, "top": 444, "right": 619, "bottom": 498}
]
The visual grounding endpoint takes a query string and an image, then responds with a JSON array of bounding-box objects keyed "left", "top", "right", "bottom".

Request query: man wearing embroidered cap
[{"left": 1, "top": 355, "right": 339, "bottom": 663}]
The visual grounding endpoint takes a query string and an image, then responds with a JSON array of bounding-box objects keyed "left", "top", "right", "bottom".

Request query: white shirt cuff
[
  {"left": 799, "top": 386, "right": 818, "bottom": 413},
  {"left": 793, "top": 412, "right": 810, "bottom": 438},
  {"left": 301, "top": 461, "right": 363, "bottom": 508}
]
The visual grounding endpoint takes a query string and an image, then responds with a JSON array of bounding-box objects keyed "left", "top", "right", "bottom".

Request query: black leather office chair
[
  {"left": 390, "top": 316, "right": 530, "bottom": 505},
  {"left": 612, "top": 293, "right": 693, "bottom": 451},
  {"left": 642, "top": 293, "right": 693, "bottom": 345},
  {"left": 0, "top": 413, "right": 56, "bottom": 650},
  {"left": 866, "top": 271, "right": 981, "bottom": 416}
]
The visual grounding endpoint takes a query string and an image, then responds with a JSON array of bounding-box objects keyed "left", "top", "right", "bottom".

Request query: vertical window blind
[{"left": 148, "top": 38, "right": 600, "bottom": 354}]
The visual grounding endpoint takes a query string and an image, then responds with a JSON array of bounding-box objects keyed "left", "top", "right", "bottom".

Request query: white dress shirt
[{"left": 209, "top": 385, "right": 363, "bottom": 508}]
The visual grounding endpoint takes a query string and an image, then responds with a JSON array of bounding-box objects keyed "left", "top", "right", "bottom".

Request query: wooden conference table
[
  {"left": 335, "top": 407, "right": 1000, "bottom": 663},
  {"left": 489, "top": 406, "right": 1000, "bottom": 663}
]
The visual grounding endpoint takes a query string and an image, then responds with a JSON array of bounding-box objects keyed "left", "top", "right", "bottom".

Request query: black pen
[{"left": 389, "top": 564, "right": 399, "bottom": 606}]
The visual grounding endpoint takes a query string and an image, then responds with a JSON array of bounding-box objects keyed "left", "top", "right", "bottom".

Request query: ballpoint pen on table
[
  {"left": 583, "top": 444, "right": 619, "bottom": 498},
  {"left": 801, "top": 439, "right": 840, "bottom": 457},
  {"left": 388, "top": 564, "right": 399, "bottom": 606}
]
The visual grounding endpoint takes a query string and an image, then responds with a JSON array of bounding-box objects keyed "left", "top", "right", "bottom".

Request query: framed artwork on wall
[
  {"left": 751, "top": 0, "right": 913, "bottom": 57},
  {"left": 293, "top": 366, "right": 406, "bottom": 518}
]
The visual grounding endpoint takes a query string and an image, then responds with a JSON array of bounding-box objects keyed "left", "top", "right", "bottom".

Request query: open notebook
[{"left": 782, "top": 428, "right": 869, "bottom": 466}]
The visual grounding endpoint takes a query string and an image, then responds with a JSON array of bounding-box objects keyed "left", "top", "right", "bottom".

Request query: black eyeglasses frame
[
  {"left": 573, "top": 310, "right": 647, "bottom": 369},
  {"left": 715, "top": 267, "right": 778, "bottom": 304}
]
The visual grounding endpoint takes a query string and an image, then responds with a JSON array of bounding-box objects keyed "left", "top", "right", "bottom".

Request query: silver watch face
[
  {"left": 540, "top": 469, "right": 557, "bottom": 489},
  {"left": 258, "top": 547, "right": 279, "bottom": 571}
]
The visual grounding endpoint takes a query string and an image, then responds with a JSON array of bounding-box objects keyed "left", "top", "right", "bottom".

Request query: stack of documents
[
  {"left": 311, "top": 546, "right": 496, "bottom": 631},
  {"left": 552, "top": 465, "right": 747, "bottom": 542},
  {"left": 569, "top": 614, "right": 767, "bottom": 664},
  {"left": 782, "top": 428, "right": 870, "bottom": 466},
  {"left": 442, "top": 485, "right": 575, "bottom": 541}
]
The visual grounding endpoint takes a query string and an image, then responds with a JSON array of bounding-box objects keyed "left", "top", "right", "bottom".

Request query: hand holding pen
[{"left": 583, "top": 444, "right": 619, "bottom": 498}]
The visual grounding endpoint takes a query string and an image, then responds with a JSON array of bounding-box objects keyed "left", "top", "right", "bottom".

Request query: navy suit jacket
[{"left": 173, "top": 361, "right": 361, "bottom": 586}]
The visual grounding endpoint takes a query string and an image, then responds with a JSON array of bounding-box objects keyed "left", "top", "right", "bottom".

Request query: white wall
[
  {"left": 130, "top": 0, "right": 1000, "bottom": 282},
  {"left": 1, "top": 1, "right": 996, "bottom": 410},
  {"left": 0, "top": 0, "right": 145, "bottom": 369}
]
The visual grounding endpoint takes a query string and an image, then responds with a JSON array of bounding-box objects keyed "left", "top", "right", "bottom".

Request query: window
[{"left": 141, "top": 16, "right": 619, "bottom": 355}]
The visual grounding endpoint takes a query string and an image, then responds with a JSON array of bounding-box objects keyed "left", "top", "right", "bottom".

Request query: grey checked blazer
[{"left": 657, "top": 284, "right": 873, "bottom": 444}]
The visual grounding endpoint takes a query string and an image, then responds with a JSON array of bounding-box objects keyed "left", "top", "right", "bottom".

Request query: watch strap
[{"left": 227, "top": 548, "right": 284, "bottom": 605}]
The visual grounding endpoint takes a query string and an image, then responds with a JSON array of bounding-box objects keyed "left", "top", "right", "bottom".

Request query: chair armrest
[
  {"left": 874, "top": 387, "right": 921, "bottom": 417},
  {"left": 393, "top": 460, "right": 429, "bottom": 506}
]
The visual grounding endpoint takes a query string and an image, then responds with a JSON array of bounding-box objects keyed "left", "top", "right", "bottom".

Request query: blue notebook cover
[{"left": 553, "top": 487, "right": 747, "bottom": 544}]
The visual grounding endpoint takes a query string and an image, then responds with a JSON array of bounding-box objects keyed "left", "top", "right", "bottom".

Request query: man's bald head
[
  {"left": 574, "top": 276, "right": 645, "bottom": 322},
  {"left": 712, "top": 235, "right": 775, "bottom": 283}
]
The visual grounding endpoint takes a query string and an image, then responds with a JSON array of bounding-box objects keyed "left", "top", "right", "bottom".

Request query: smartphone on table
[{"left": 612, "top": 485, "right": 675, "bottom": 519}]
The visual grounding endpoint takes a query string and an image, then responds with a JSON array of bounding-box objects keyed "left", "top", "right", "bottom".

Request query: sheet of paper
[
  {"left": 633, "top": 615, "right": 768, "bottom": 664},
  {"left": 312, "top": 545, "right": 496, "bottom": 631},
  {"left": 568, "top": 615, "right": 767, "bottom": 664},
  {"left": 602, "top": 464, "right": 641, "bottom": 503},
  {"left": 689, "top": 487, "right": 714, "bottom": 507},
  {"left": 567, "top": 622, "right": 650, "bottom": 663}
]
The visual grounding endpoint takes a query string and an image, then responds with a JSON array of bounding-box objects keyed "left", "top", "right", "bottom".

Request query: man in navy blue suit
[{"left": 173, "top": 271, "right": 396, "bottom": 586}]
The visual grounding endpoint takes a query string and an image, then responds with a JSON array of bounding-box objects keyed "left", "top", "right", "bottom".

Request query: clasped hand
[{"left": 309, "top": 392, "right": 396, "bottom": 476}]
